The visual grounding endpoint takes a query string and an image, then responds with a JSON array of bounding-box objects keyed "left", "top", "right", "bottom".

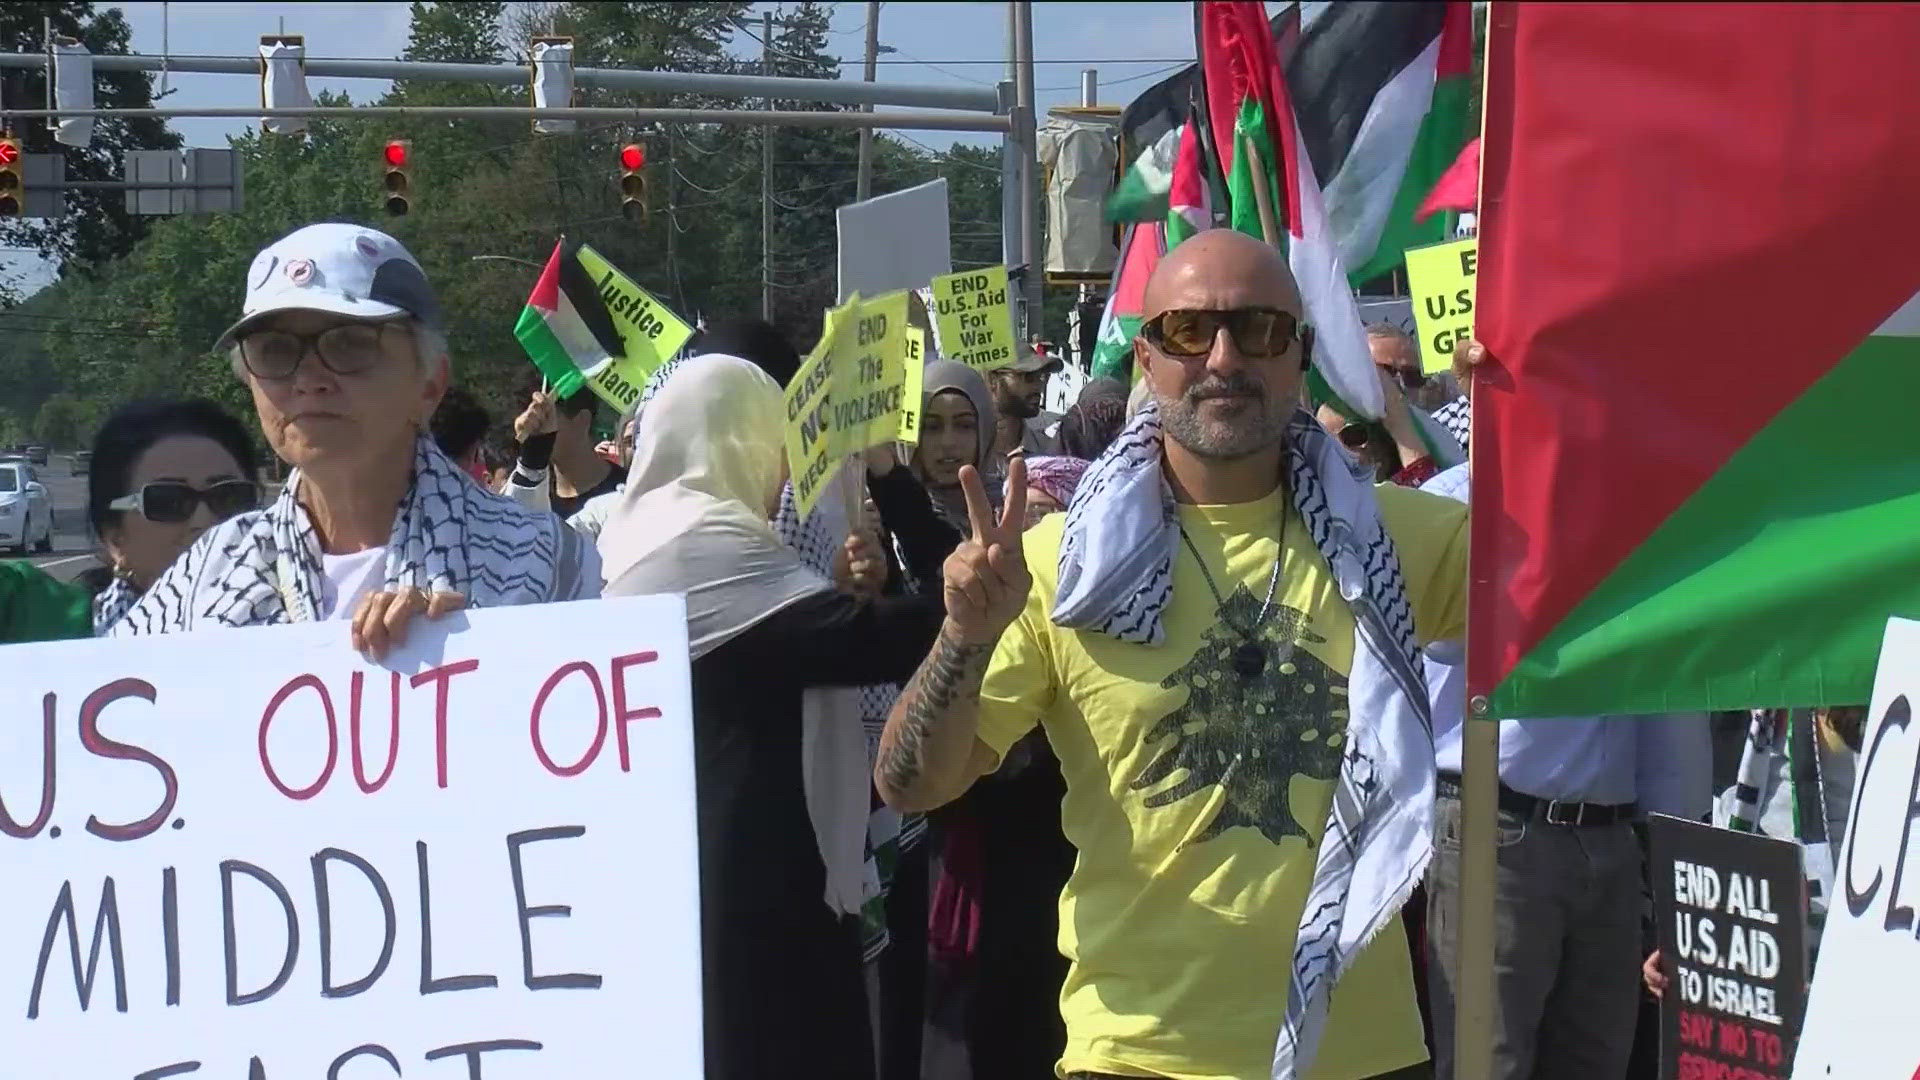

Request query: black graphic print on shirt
[{"left": 1130, "top": 587, "right": 1350, "bottom": 847}]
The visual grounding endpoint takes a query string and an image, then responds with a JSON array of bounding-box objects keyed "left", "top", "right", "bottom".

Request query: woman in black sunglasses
[{"left": 86, "top": 399, "right": 260, "bottom": 633}]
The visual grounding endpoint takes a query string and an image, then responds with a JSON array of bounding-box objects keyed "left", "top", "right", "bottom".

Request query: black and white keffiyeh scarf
[
  {"left": 773, "top": 473, "right": 927, "bottom": 963},
  {"left": 1051, "top": 401, "right": 1434, "bottom": 1079},
  {"left": 107, "top": 436, "right": 579, "bottom": 636}
]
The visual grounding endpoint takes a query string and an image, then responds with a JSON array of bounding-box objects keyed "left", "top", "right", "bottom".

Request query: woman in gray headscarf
[{"left": 911, "top": 359, "right": 1000, "bottom": 529}]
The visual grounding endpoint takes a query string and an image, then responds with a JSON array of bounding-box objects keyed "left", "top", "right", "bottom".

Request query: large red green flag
[{"left": 1469, "top": 3, "right": 1920, "bottom": 718}]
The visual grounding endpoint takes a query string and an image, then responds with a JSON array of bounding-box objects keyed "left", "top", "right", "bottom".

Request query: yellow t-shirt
[{"left": 978, "top": 482, "right": 1469, "bottom": 1080}]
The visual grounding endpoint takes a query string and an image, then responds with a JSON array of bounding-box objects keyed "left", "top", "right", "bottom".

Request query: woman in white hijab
[{"left": 600, "top": 354, "right": 945, "bottom": 1080}]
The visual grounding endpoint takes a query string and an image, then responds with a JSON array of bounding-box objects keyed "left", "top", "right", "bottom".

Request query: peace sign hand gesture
[{"left": 941, "top": 457, "right": 1032, "bottom": 647}]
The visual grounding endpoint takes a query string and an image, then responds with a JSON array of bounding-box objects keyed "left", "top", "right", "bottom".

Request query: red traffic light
[
  {"left": 0, "top": 141, "right": 18, "bottom": 166},
  {"left": 384, "top": 140, "right": 409, "bottom": 168},
  {"left": 620, "top": 144, "right": 645, "bottom": 171}
]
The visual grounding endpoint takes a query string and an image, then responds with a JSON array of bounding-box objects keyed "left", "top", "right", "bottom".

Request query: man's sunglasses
[
  {"left": 109, "top": 480, "right": 259, "bottom": 524},
  {"left": 1336, "top": 421, "right": 1379, "bottom": 452},
  {"left": 1141, "top": 307, "right": 1309, "bottom": 363}
]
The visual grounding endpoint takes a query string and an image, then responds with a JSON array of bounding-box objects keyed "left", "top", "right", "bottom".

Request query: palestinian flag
[
  {"left": 1088, "top": 221, "right": 1165, "bottom": 381},
  {"left": 513, "top": 239, "right": 626, "bottom": 398},
  {"left": 1287, "top": 1, "right": 1472, "bottom": 284},
  {"left": 1415, "top": 135, "right": 1478, "bottom": 223},
  {"left": 1470, "top": 4, "right": 1920, "bottom": 718},
  {"left": 1165, "top": 115, "right": 1211, "bottom": 245},
  {"left": 1107, "top": 5, "right": 1296, "bottom": 229},
  {"left": 1201, "top": 0, "right": 1383, "bottom": 419}
]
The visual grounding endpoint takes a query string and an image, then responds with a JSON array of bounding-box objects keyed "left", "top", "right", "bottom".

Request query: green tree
[{"left": 0, "top": 2, "right": 181, "bottom": 272}]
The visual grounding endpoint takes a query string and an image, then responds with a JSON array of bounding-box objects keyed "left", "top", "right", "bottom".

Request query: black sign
[{"left": 1649, "top": 814, "right": 1809, "bottom": 1080}]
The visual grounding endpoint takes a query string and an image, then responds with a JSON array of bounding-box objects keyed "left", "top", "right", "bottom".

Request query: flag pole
[
  {"left": 1455, "top": 5, "right": 1504, "bottom": 1077},
  {"left": 1456, "top": 700, "right": 1500, "bottom": 1079},
  {"left": 1240, "top": 132, "right": 1282, "bottom": 246}
]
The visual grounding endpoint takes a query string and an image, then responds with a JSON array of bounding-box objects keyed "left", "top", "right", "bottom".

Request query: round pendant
[{"left": 1232, "top": 642, "right": 1267, "bottom": 679}]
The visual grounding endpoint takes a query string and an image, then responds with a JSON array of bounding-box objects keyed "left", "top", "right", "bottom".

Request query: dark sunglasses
[
  {"left": 109, "top": 479, "right": 259, "bottom": 523},
  {"left": 237, "top": 322, "right": 402, "bottom": 380},
  {"left": 1336, "top": 420, "right": 1379, "bottom": 451},
  {"left": 1392, "top": 365, "right": 1428, "bottom": 391},
  {"left": 1141, "top": 307, "right": 1308, "bottom": 361}
]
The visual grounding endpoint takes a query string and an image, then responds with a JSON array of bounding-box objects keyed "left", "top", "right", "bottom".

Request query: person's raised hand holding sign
[{"left": 943, "top": 457, "right": 1030, "bottom": 646}]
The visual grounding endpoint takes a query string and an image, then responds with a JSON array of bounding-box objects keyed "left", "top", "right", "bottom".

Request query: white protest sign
[
  {"left": 1793, "top": 616, "right": 1920, "bottom": 1078},
  {"left": 836, "top": 179, "right": 951, "bottom": 303},
  {"left": 0, "top": 596, "right": 700, "bottom": 1079}
]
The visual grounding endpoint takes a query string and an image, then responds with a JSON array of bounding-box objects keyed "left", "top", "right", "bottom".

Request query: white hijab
[
  {"left": 602, "top": 354, "right": 826, "bottom": 653},
  {"left": 601, "top": 353, "right": 869, "bottom": 919}
]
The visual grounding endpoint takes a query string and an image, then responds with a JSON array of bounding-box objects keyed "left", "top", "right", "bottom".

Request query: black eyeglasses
[
  {"left": 109, "top": 480, "right": 259, "bottom": 523},
  {"left": 237, "top": 322, "right": 403, "bottom": 379},
  {"left": 1141, "top": 307, "right": 1307, "bottom": 360}
]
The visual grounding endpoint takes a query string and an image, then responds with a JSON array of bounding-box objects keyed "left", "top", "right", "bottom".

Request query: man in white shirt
[{"left": 1420, "top": 459, "right": 1711, "bottom": 1079}]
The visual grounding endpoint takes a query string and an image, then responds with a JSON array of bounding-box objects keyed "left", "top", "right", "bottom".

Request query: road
[{"left": 5, "top": 458, "right": 101, "bottom": 584}]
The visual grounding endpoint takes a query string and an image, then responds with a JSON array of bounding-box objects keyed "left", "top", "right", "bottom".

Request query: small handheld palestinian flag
[{"left": 513, "top": 240, "right": 626, "bottom": 398}]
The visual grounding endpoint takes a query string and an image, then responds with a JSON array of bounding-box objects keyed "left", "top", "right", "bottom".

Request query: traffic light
[
  {"left": 619, "top": 143, "right": 646, "bottom": 222},
  {"left": 0, "top": 136, "right": 21, "bottom": 218},
  {"left": 382, "top": 139, "right": 412, "bottom": 217}
]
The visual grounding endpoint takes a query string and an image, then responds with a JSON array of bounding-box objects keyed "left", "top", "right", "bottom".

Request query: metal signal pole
[
  {"left": 856, "top": 1, "right": 881, "bottom": 202},
  {"left": 762, "top": 9, "right": 774, "bottom": 321}
]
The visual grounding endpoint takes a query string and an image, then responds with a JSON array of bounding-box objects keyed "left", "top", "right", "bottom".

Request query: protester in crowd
[
  {"left": 923, "top": 452, "right": 1088, "bottom": 1080},
  {"left": 564, "top": 399, "right": 642, "bottom": 545},
  {"left": 428, "top": 384, "right": 492, "bottom": 483},
  {"left": 986, "top": 344, "right": 1065, "bottom": 462},
  {"left": 1418, "top": 451, "right": 1712, "bottom": 1080},
  {"left": 688, "top": 315, "right": 805, "bottom": 388},
  {"left": 481, "top": 434, "right": 516, "bottom": 493},
  {"left": 1020, "top": 454, "right": 1090, "bottom": 529},
  {"left": 914, "top": 360, "right": 1003, "bottom": 530},
  {"left": 505, "top": 381, "right": 626, "bottom": 519},
  {"left": 1058, "top": 377, "right": 1129, "bottom": 461},
  {"left": 598, "top": 354, "right": 946, "bottom": 1080},
  {"left": 106, "top": 223, "right": 600, "bottom": 651},
  {"left": 876, "top": 229, "right": 1474, "bottom": 1080},
  {"left": 1315, "top": 366, "right": 1440, "bottom": 487},
  {"left": 1368, "top": 322, "right": 1459, "bottom": 414},
  {"left": 86, "top": 398, "right": 261, "bottom": 633},
  {"left": 0, "top": 559, "right": 91, "bottom": 643},
  {"left": 773, "top": 438, "right": 958, "bottom": 1080}
]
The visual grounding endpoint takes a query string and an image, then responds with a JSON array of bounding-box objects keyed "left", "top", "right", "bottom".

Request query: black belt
[{"left": 1436, "top": 773, "right": 1636, "bottom": 828}]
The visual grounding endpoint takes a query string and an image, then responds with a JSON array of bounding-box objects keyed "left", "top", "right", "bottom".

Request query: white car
[{"left": 0, "top": 461, "right": 54, "bottom": 555}]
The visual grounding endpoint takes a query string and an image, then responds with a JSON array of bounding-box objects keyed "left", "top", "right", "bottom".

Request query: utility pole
[
  {"left": 855, "top": 1, "right": 881, "bottom": 202},
  {"left": 761, "top": 9, "right": 774, "bottom": 321},
  {"left": 666, "top": 126, "right": 683, "bottom": 311},
  {"left": 1011, "top": 1, "right": 1043, "bottom": 339}
]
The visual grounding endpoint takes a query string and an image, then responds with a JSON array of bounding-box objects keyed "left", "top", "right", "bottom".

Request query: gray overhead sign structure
[{"left": 122, "top": 148, "right": 243, "bottom": 215}]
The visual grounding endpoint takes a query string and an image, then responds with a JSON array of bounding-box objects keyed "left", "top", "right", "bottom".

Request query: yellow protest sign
[
  {"left": 830, "top": 290, "right": 912, "bottom": 453},
  {"left": 573, "top": 244, "right": 696, "bottom": 409},
  {"left": 899, "top": 327, "right": 925, "bottom": 444},
  {"left": 930, "top": 265, "right": 1017, "bottom": 371},
  {"left": 1402, "top": 237, "right": 1478, "bottom": 373},
  {"left": 783, "top": 312, "right": 844, "bottom": 521}
]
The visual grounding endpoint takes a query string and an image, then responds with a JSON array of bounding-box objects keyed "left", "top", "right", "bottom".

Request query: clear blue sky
[{"left": 11, "top": 1, "right": 1284, "bottom": 293}]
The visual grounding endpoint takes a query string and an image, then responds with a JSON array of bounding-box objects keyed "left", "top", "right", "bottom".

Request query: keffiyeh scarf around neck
[
  {"left": 108, "top": 436, "right": 564, "bottom": 635},
  {"left": 1050, "top": 402, "right": 1434, "bottom": 1079}
]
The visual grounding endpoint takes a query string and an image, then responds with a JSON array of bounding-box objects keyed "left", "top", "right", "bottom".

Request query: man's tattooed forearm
[{"left": 878, "top": 632, "right": 994, "bottom": 795}]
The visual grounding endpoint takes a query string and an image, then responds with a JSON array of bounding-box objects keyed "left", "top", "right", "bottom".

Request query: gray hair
[
  {"left": 228, "top": 319, "right": 449, "bottom": 379},
  {"left": 1364, "top": 321, "right": 1415, "bottom": 347}
]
